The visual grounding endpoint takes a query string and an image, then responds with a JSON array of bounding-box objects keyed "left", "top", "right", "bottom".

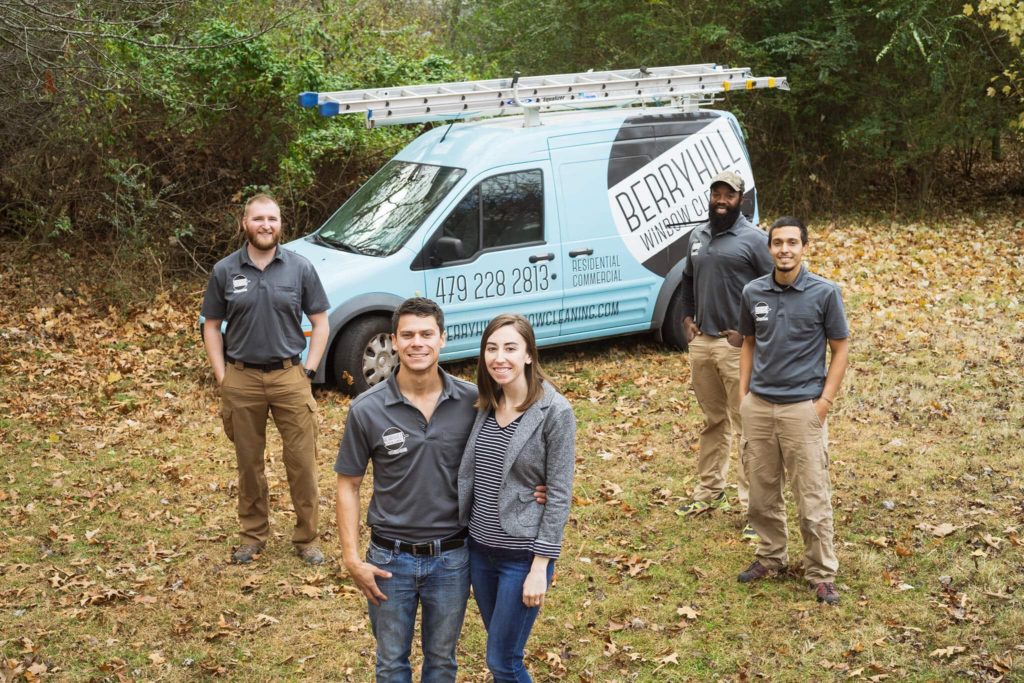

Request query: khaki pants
[
  {"left": 740, "top": 393, "right": 837, "bottom": 584},
  {"left": 220, "top": 361, "right": 320, "bottom": 548},
  {"left": 689, "top": 335, "right": 748, "bottom": 510}
]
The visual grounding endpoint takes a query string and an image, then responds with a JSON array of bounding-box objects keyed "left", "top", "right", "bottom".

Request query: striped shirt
[{"left": 469, "top": 413, "right": 561, "bottom": 558}]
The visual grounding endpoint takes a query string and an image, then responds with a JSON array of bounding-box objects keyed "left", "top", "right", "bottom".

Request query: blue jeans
[
  {"left": 469, "top": 539, "right": 555, "bottom": 683},
  {"left": 366, "top": 539, "right": 470, "bottom": 683}
]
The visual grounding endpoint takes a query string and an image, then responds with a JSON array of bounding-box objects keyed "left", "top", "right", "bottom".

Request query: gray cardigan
[{"left": 457, "top": 382, "right": 576, "bottom": 551}]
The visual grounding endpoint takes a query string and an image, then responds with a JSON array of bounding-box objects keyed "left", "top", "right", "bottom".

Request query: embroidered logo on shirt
[
  {"left": 754, "top": 301, "right": 771, "bottom": 322},
  {"left": 381, "top": 427, "right": 408, "bottom": 455},
  {"left": 690, "top": 240, "right": 702, "bottom": 257},
  {"left": 231, "top": 274, "right": 249, "bottom": 293}
]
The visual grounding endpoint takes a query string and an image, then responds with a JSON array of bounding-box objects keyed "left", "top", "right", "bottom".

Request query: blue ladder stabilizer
[
  {"left": 318, "top": 101, "right": 340, "bottom": 117},
  {"left": 300, "top": 92, "right": 345, "bottom": 117}
]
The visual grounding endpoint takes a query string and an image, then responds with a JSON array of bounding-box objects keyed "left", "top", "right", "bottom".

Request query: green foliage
[
  {"left": 968, "top": 0, "right": 1024, "bottom": 127},
  {"left": 0, "top": 0, "right": 1020, "bottom": 287},
  {"left": 0, "top": 0, "right": 470, "bottom": 275},
  {"left": 451, "top": 0, "right": 1020, "bottom": 211}
]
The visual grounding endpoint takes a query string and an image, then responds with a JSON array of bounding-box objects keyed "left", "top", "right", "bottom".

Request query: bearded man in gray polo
[
  {"left": 677, "top": 170, "right": 773, "bottom": 543},
  {"left": 736, "top": 216, "right": 849, "bottom": 605},
  {"left": 202, "top": 193, "right": 330, "bottom": 566}
]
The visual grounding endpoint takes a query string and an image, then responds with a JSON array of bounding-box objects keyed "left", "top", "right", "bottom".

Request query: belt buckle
[{"left": 412, "top": 542, "right": 434, "bottom": 556}]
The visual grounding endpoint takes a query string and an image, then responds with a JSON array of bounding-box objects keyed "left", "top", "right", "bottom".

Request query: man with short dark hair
[
  {"left": 202, "top": 194, "right": 330, "bottom": 566},
  {"left": 336, "top": 298, "right": 548, "bottom": 682},
  {"left": 677, "top": 171, "right": 773, "bottom": 542},
  {"left": 736, "top": 216, "right": 849, "bottom": 605}
]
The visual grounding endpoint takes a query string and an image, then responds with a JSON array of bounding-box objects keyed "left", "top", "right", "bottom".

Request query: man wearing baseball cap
[{"left": 676, "top": 171, "right": 772, "bottom": 542}]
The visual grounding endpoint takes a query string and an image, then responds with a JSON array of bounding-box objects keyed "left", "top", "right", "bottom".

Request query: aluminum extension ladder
[{"left": 299, "top": 64, "right": 788, "bottom": 127}]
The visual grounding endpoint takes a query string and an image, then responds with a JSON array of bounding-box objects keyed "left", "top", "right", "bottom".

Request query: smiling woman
[{"left": 458, "top": 314, "right": 577, "bottom": 683}]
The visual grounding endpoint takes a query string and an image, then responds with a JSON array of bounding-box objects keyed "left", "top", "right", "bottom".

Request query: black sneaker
[
  {"left": 737, "top": 560, "right": 773, "bottom": 583},
  {"left": 231, "top": 543, "right": 265, "bottom": 565},
  {"left": 815, "top": 582, "right": 840, "bottom": 605}
]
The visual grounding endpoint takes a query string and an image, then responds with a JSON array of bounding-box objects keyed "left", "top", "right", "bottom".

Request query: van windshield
[{"left": 316, "top": 160, "right": 465, "bottom": 256}]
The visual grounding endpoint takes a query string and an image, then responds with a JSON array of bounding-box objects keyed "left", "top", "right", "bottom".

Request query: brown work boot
[
  {"left": 815, "top": 582, "right": 840, "bottom": 605},
  {"left": 231, "top": 543, "right": 265, "bottom": 565},
  {"left": 737, "top": 560, "right": 774, "bottom": 583},
  {"left": 296, "top": 546, "right": 324, "bottom": 566}
]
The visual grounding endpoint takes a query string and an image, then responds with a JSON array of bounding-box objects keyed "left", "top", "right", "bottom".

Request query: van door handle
[
  {"left": 568, "top": 248, "right": 594, "bottom": 257},
  {"left": 529, "top": 253, "right": 555, "bottom": 263}
]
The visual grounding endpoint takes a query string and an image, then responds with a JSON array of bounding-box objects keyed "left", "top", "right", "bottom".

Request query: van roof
[{"left": 395, "top": 106, "right": 731, "bottom": 171}]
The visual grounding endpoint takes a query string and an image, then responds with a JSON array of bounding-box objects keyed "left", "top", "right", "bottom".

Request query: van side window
[
  {"left": 441, "top": 187, "right": 480, "bottom": 255},
  {"left": 435, "top": 169, "right": 543, "bottom": 263},
  {"left": 481, "top": 170, "right": 543, "bottom": 249}
]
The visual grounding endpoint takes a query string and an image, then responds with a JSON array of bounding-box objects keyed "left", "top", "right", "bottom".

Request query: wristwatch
[{"left": 304, "top": 367, "right": 316, "bottom": 380}]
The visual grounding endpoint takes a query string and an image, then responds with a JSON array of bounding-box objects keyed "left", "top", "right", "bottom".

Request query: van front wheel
[
  {"left": 333, "top": 316, "right": 397, "bottom": 395},
  {"left": 662, "top": 286, "right": 688, "bottom": 351}
]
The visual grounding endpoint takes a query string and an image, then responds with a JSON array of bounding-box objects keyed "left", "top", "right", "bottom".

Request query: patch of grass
[{"left": 1, "top": 212, "right": 1023, "bottom": 680}]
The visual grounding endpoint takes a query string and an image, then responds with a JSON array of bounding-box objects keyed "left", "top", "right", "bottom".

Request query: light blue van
[{"left": 285, "top": 66, "right": 787, "bottom": 393}]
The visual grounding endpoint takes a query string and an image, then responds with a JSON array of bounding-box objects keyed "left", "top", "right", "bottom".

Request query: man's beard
[
  {"left": 246, "top": 229, "right": 280, "bottom": 251},
  {"left": 708, "top": 203, "right": 740, "bottom": 233}
]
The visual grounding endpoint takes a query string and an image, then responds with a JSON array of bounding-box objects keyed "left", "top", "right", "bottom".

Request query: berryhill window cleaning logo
[
  {"left": 608, "top": 117, "right": 753, "bottom": 264},
  {"left": 381, "top": 427, "right": 408, "bottom": 455}
]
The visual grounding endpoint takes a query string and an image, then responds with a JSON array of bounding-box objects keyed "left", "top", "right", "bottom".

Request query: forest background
[
  {"left": 1, "top": 0, "right": 1022, "bottom": 289},
  {"left": 1, "top": 1, "right": 1023, "bottom": 681}
]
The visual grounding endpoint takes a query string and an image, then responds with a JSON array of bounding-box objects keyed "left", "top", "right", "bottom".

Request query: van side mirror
[{"left": 433, "top": 235, "right": 465, "bottom": 263}]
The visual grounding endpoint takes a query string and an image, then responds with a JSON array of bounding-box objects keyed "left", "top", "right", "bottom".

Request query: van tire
[
  {"left": 662, "top": 286, "right": 688, "bottom": 351},
  {"left": 333, "top": 316, "right": 396, "bottom": 395}
]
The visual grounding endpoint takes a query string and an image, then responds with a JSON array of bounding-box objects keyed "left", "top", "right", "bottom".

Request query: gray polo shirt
[
  {"left": 201, "top": 245, "right": 329, "bottom": 364},
  {"left": 739, "top": 266, "right": 849, "bottom": 403},
  {"left": 334, "top": 368, "right": 478, "bottom": 543},
  {"left": 681, "top": 214, "right": 773, "bottom": 336}
]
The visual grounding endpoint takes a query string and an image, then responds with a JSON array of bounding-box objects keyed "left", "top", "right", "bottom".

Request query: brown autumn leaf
[
  {"left": 252, "top": 614, "right": 280, "bottom": 630},
  {"left": 598, "top": 480, "right": 623, "bottom": 500},
  {"left": 296, "top": 585, "right": 322, "bottom": 598},
  {"left": 240, "top": 574, "right": 263, "bottom": 594},
  {"left": 615, "top": 554, "right": 652, "bottom": 578},
  {"left": 676, "top": 605, "right": 699, "bottom": 620},
  {"left": 917, "top": 522, "right": 957, "bottom": 538},
  {"left": 978, "top": 533, "right": 1001, "bottom": 549}
]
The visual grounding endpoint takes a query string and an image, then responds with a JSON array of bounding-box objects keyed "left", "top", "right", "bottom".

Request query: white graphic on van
[
  {"left": 570, "top": 254, "right": 622, "bottom": 287},
  {"left": 608, "top": 117, "right": 753, "bottom": 266},
  {"left": 381, "top": 427, "right": 408, "bottom": 455},
  {"left": 433, "top": 265, "right": 551, "bottom": 305},
  {"left": 445, "top": 302, "right": 621, "bottom": 341},
  {"left": 754, "top": 301, "right": 771, "bottom": 322}
]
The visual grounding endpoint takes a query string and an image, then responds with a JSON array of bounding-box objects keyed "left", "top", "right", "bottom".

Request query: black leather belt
[
  {"left": 371, "top": 529, "right": 468, "bottom": 556},
  {"left": 226, "top": 355, "right": 301, "bottom": 372}
]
